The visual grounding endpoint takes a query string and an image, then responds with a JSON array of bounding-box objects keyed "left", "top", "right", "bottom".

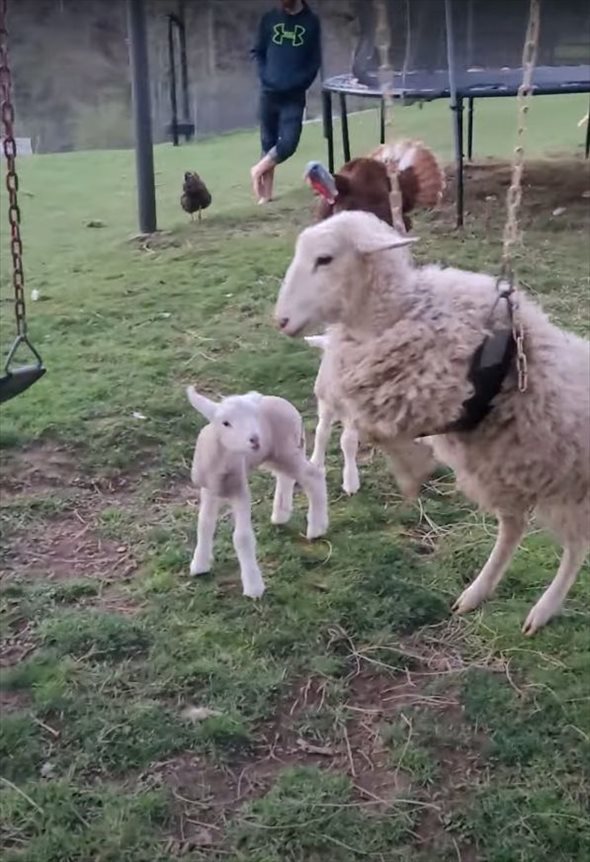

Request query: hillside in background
[{"left": 9, "top": 0, "right": 357, "bottom": 153}]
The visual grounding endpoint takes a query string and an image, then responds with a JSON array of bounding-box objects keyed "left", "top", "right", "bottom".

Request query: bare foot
[{"left": 250, "top": 166, "right": 262, "bottom": 199}]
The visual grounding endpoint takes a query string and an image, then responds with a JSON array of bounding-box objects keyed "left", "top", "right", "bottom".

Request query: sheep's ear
[
  {"left": 304, "top": 334, "right": 329, "bottom": 350},
  {"left": 186, "top": 386, "right": 217, "bottom": 420},
  {"left": 355, "top": 222, "right": 419, "bottom": 255}
]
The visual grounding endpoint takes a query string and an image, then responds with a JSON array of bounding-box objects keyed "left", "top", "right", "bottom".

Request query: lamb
[
  {"left": 304, "top": 332, "right": 361, "bottom": 495},
  {"left": 274, "top": 211, "right": 590, "bottom": 634},
  {"left": 186, "top": 386, "right": 328, "bottom": 598}
]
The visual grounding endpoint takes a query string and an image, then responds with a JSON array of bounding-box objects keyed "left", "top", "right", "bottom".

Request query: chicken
[
  {"left": 305, "top": 139, "right": 445, "bottom": 233},
  {"left": 180, "top": 171, "right": 212, "bottom": 221}
]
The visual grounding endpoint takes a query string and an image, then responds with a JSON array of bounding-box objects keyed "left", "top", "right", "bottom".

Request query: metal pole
[
  {"left": 178, "top": 1, "right": 191, "bottom": 139},
  {"left": 168, "top": 16, "right": 179, "bottom": 146},
  {"left": 339, "top": 91, "right": 350, "bottom": 163},
  {"left": 445, "top": 0, "right": 464, "bottom": 227},
  {"left": 322, "top": 88, "right": 334, "bottom": 174},
  {"left": 127, "top": 0, "right": 156, "bottom": 234}
]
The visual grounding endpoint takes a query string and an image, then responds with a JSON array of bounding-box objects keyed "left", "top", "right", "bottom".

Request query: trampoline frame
[{"left": 321, "top": 0, "right": 590, "bottom": 228}]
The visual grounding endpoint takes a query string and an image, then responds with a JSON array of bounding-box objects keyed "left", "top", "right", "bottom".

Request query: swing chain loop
[
  {"left": 501, "top": 0, "right": 540, "bottom": 393},
  {"left": 1, "top": 0, "right": 28, "bottom": 339}
]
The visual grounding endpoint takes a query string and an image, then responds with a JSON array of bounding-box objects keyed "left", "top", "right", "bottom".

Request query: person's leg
[
  {"left": 252, "top": 93, "right": 305, "bottom": 203},
  {"left": 252, "top": 91, "right": 278, "bottom": 200}
]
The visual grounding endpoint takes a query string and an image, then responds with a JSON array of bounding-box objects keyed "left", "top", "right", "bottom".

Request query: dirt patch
[
  {"left": 2, "top": 512, "right": 135, "bottom": 583},
  {"left": 0, "top": 688, "right": 31, "bottom": 714},
  {"left": 0, "top": 616, "right": 36, "bottom": 668}
]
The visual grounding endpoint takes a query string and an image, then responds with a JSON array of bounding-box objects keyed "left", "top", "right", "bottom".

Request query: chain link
[
  {"left": 375, "top": 0, "right": 406, "bottom": 233},
  {"left": 1, "top": 0, "right": 27, "bottom": 338},
  {"left": 500, "top": 0, "right": 540, "bottom": 393}
]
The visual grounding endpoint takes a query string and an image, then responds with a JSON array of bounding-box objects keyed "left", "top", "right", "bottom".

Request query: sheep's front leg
[
  {"left": 523, "top": 541, "right": 588, "bottom": 636},
  {"left": 340, "top": 423, "right": 360, "bottom": 495},
  {"left": 290, "top": 458, "right": 329, "bottom": 540},
  {"left": 190, "top": 489, "right": 221, "bottom": 575},
  {"left": 310, "top": 401, "right": 334, "bottom": 470},
  {"left": 231, "top": 492, "right": 265, "bottom": 599},
  {"left": 453, "top": 513, "right": 526, "bottom": 614},
  {"left": 384, "top": 438, "right": 437, "bottom": 499},
  {"left": 271, "top": 472, "right": 296, "bottom": 525}
]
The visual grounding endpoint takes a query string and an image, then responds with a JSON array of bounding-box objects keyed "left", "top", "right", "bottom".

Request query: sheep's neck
[{"left": 342, "top": 259, "right": 418, "bottom": 336}]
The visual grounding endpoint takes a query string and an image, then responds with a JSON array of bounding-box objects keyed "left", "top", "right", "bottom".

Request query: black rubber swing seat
[{"left": 0, "top": 336, "right": 46, "bottom": 404}]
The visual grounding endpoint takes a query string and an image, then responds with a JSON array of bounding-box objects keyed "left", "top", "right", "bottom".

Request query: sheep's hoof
[
  {"left": 306, "top": 519, "right": 329, "bottom": 540},
  {"left": 522, "top": 601, "right": 556, "bottom": 636},
  {"left": 452, "top": 585, "right": 486, "bottom": 615},
  {"left": 271, "top": 509, "right": 292, "bottom": 525}
]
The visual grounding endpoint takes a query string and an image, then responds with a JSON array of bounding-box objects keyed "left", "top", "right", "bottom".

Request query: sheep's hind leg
[
  {"left": 453, "top": 513, "right": 526, "bottom": 615},
  {"left": 340, "top": 423, "right": 360, "bottom": 495},
  {"left": 523, "top": 541, "right": 588, "bottom": 636},
  {"left": 310, "top": 401, "right": 334, "bottom": 470},
  {"left": 190, "top": 489, "right": 221, "bottom": 575},
  {"left": 271, "top": 472, "right": 296, "bottom": 525},
  {"left": 231, "top": 491, "right": 265, "bottom": 599}
]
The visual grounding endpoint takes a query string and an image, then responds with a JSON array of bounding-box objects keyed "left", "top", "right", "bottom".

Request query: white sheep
[
  {"left": 274, "top": 211, "right": 590, "bottom": 635},
  {"left": 304, "top": 331, "right": 361, "bottom": 495},
  {"left": 186, "top": 386, "right": 329, "bottom": 598}
]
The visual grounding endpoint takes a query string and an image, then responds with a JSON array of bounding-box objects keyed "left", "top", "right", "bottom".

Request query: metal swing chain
[
  {"left": 500, "top": 0, "right": 541, "bottom": 393},
  {"left": 0, "top": 0, "right": 28, "bottom": 340}
]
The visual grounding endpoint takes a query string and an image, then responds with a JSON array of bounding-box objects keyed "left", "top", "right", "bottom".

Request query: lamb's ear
[
  {"left": 186, "top": 386, "right": 217, "bottom": 420},
  {"left": 355, "top": 221, "right": 419, "bottom": 255},
  {"left": 304, "top": 334, "right": 329, "bottom": 350}
]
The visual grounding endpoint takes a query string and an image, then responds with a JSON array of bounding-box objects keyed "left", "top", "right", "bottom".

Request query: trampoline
[{"left": 321, "top": 0, "right": 590, "bottom": 226}]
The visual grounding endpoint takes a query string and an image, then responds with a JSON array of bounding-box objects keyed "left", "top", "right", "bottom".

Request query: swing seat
[{"left": 0, "top": 364, "right": 46, "bottom": 403}]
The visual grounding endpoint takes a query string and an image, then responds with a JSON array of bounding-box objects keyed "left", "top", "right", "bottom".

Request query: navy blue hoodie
[{"left": 251, "top": 2, "right": 321, "bottom": 96}]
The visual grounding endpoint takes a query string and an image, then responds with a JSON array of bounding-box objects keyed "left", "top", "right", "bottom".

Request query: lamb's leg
[
  {"left": 271, "top": 471, "right": 296, "bottom": 524},
  {"left": 453, "top": 513, "right": 526, "bottom": 614},
  {"left": 288, "top": 457, "right": 329, "bottom": 540},
  {"left": 231, "top": 492, "right": 265, "bottom": 599},
  {"left": 190, "top": 489, "right": 221, "bottom": 575},
  {"left": 310, "top": 400, "right": 334, "bottom": 469},
  {"left": 383, "top": 438, "right": 437, "bottom": 499},
  {"left": 522, "top": 541, "right": 588, "bottom": 636},
  {"left": 340, "top": 423, "right": 360, "bottom": 495}
]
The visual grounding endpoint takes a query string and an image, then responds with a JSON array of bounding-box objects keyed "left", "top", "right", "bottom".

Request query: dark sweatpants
[{"left": 259, "top": 90, "right": 306, "bottom": 164}]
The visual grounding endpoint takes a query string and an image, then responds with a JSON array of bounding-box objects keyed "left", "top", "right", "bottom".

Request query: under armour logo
[{"left": 272, "top": 23, "right": 306, "bottom": 47}]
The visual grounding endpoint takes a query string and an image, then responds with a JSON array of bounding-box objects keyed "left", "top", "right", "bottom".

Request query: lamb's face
[
  {"left": 275, "top": 212, "right": 417, "bottom": 337},
  {"left": 214, "top": 395, "right": 264, "bottom": 454}
]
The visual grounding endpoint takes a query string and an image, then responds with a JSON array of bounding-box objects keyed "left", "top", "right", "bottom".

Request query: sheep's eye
[
  {"left": 222, "top": 420, "right": 231, "bottom": 428},
  {"left": 315, "top": 255, "right": 333, "bottom": 268}
]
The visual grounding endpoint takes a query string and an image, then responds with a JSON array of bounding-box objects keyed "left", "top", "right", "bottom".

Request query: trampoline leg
[
  {"left": 322, "top": 89, "right": 334, "bottom": 174},
  {"left": 467, "top": 97, "right": 474, "bottom": 161},
  {"left": 379, "top": 97, "right": 385, "bottom": 145},
  {"left": 339, "top": 91, "right": 351, "bottom": 163},
  {"left": 585, "top": 99, "right": 590, "bottom": 159},
  {"left": 452, "top": 97, "right": 465, "bottom": 228}
]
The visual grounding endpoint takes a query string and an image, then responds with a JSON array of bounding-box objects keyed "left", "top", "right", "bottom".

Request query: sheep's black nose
[
  {"left": 278, "top": 317, "right": 289, "bottom": 330},
  {"left": 250, "top": 435, "right": 260, "bottom": 450}
]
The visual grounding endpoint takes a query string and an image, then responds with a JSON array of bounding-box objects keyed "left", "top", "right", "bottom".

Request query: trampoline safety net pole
[
  {"left": 445, "top": 0, "right": 464, "bottom": 228},
  {"left": 127, "top": 0, "right": 157, "bottom": 234}
]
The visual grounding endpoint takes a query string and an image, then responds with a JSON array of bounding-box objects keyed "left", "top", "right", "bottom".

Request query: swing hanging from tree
[{"left": 0, "top": 0, "right": 45, "bottom": 404}]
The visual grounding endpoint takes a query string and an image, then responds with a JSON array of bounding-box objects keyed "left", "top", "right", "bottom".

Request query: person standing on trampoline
[{"left": 250, "top": 0, "right": 321, "bottom": 204}]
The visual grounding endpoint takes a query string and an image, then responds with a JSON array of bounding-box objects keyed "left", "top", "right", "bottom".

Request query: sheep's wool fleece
[{"left": 336, "top": 261, "right": 590, "bottom": 541}]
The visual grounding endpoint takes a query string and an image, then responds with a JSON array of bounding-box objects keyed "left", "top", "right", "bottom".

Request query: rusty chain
[
  {"left": 499, "top": 0, "right": 540, "bottom": 393},
  {"left": 1, "top": 0, "right": 27, "bottom": 339},
  {"left": 375, "top": 0, "right": 405, "bottom": 233}
]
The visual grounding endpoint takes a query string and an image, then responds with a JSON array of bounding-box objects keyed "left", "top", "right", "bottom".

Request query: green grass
[{"left": 1, "top": 95, "right": 589, "bottom": 861}]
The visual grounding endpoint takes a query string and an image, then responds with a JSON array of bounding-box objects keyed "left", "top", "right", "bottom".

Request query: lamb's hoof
[
  {"left": 306, "top": 518, "right": 329, "bottom": 540},
  {"left": 522, "top": 600, "right": 555, "bottom": 636},
  {"left": 452, "top": 584, "right": 486, "bottom": 615},
  {"left": 243, "top": 579, "right": 266, "bottom": 599},
  {"left": 271, "top": 509, "right": 292, "bottom": 526},
  {"left": 398, "top": 478, "right": 421, "bottom": 500},
  {"left": 190, "top": 559, "right": 211, "bottom": 576},
  {"left": 342, "top": 473, "right": 360, "bottom": 496}
]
